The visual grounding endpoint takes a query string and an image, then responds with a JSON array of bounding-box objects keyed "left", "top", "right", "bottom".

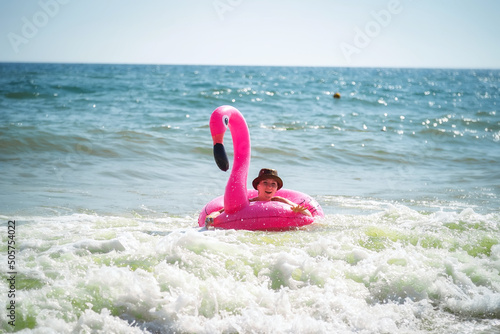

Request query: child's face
[{"left": 256, "top": 178, "right": 279, "bottom": 201}]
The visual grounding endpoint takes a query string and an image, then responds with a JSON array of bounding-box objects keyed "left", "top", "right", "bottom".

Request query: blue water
[{"left": 0, "top": 63, "right": 499, "bottom": 333}]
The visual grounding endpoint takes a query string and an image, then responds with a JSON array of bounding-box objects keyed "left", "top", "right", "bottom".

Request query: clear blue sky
[{"left": 1, "top": 0, "right": 499, "bottom": 68}]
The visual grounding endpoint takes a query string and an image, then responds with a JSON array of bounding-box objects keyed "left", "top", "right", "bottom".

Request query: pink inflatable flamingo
[{"left": 198, "top": 105, "right": 323, "bottom": 230}]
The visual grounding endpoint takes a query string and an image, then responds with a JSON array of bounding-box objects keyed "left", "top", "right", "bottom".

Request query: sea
[{"left": 0, "top": 63, "right": 499, "bottom": 333}]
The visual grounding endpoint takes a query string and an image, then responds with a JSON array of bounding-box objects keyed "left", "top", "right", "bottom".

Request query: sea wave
[{"left": 2, "top": 205, "right": 499, "bottom": 333}]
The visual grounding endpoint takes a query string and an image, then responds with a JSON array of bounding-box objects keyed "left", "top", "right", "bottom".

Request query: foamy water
[{"left": 1, "top": 202, "right": 499, "bottom": 333}]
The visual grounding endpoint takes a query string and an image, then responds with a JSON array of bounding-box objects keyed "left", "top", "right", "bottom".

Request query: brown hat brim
[{"left": 252, "top": 175, "right": 283, "bottom": 190}]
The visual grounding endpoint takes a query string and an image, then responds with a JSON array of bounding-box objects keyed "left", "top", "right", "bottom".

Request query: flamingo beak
[{"left": 213, "top": 143, "right": 229, "bottom": 171}]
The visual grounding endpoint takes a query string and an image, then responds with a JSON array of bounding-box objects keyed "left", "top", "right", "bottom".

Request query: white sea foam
[{"left": 1, "top": 204, "right": 498, "bottom": 333}]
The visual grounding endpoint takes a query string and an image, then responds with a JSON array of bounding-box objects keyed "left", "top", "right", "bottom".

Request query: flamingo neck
[{"left": 224, "top": 111, "right": 251, "bottom": 214}]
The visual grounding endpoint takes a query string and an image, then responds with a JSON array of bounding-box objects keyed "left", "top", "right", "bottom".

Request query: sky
[{"left": 1, "top": 0, "right": 500, "bottom": 69}]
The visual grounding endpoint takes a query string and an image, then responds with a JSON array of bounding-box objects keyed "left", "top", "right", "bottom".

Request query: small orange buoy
[{"left": 333, "top": 92, "right": 341, "bottom": 99}]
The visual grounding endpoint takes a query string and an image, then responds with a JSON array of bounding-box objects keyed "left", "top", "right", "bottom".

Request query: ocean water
[{"left": 0, "top": 63, "right": 499, "bottom": 333}]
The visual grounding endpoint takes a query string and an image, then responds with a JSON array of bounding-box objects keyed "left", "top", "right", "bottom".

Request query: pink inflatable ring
[{"left": 198, "top": 106, "right": 324, "bottom": 231}]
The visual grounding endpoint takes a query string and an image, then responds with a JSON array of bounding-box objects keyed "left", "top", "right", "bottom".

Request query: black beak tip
[{"left": 213, "top": 143, "right": 229, "bottom": 171}]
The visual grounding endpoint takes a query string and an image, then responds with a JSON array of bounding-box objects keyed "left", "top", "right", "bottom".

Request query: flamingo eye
[{"left": 223, "top": 115, "right": 229, "bottom": 127}]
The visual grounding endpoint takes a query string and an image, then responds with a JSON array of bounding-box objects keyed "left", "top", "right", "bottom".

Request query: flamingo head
[{"left": 209, "top": 106, "right": 232, "bottom": 171}]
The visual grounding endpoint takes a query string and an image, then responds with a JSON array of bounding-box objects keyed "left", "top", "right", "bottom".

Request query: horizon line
[{"left": 1, "top": 60, "right": 499, "bottom": 71}]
